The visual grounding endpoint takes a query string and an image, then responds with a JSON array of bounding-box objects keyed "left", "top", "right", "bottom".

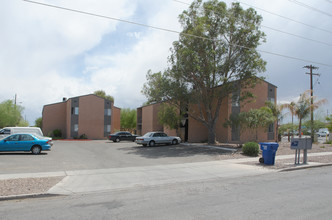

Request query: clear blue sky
[{"left": 1, "top": 0, "right": 331, "bottom": 125}]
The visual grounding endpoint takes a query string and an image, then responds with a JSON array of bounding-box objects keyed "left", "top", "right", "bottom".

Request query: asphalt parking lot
[{"left": 0, "top": 140, "right": 233, "bottom": 174}]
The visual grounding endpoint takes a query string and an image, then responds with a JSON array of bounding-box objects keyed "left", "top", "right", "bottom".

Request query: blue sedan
[{"left": 0, "top": 133, "right": 52, "bottom": 154}]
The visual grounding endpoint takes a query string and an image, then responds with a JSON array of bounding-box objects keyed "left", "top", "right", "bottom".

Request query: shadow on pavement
[{"left": 118, "top": 144, "right": 235, "bottom": 159}]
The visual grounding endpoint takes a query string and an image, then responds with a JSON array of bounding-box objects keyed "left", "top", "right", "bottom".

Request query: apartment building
[
  {"left": 137, "top": 79, "right": 277, "bottom": 143},
  {"left": 42, "top": 94, "right": 120, "bottom": 139}
]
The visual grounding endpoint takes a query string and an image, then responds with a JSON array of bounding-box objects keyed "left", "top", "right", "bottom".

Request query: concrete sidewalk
[
  {"left": 47, "top": 160, "right": 273, "bottom": 195},
  {"left": 1, "top": 152, "right": 332, "bottom": 200}
]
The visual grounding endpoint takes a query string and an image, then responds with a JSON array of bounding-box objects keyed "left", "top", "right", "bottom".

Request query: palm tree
[
  {"left": 265, "top": 101, "right": 284, "bottom": 142},
  {"left": 282, "top": 101, "right": 296, "bottom": 125},
  {"left": 293, "top": 91, "right": 326, "bottom": 137}
]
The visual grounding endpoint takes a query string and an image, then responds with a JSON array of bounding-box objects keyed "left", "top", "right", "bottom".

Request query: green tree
[
  {"left": 282, "top": 101, "right": 296, "bottom": 125},
  {"left": 120, "top": 108, "right": 137, "bottom": 132},
  {"left": 224, "top": 107, "right": 275, "bottom": 141},
  {"left": 142, "top": 0, "right": 266, "bottom": 144},
  {"left": 0, "top": 100, "right": 25, "bottom": 127},
  {"left": 239, "top": 107, "right": 275, "bottom": 141},
  {"left": 158, "top": 103, "right": 181, "bottom": 131},
  {"left": 326, "top": 115, "right": 332, "bottom": 133},
  {"left": 292, "top": 91, "right": 326, "bottom": 137},
  {"left": 302, "top": 120, "right": 326, "bottom": 135},
  {"left": 35, "top": 117, "right": 42, "bottom": 128},
  {"left": 279, "top": 123, "right": 297, "bottom": 136},
  {"left": 93, "top": 90, "right": 114, "bottom": 102},
  {"left": 265, "top": 101, "right": 285, "bottom": 142}
]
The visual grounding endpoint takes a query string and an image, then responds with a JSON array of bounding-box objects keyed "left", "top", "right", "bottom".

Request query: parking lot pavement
[{"left": 0, "top": 140, "right": 236, "bottom": 175}]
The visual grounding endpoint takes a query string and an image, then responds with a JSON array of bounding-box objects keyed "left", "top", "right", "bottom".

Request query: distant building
[
  {"left": 137, "top": 79, "right": 277, "bottom": 143},
  {"left": 42, "top": 94, "right": 120, "bottom": 139}
]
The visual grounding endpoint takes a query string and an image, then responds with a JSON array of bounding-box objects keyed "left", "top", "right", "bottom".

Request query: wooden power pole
[{"left": 303, "top": 65, "right": 319, "bottom": 164}]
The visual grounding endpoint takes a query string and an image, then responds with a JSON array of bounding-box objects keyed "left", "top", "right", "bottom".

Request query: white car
[
  {"left": 136, "top": 132, "right": 181, "bottom": 147},
  {"left": 316, "top": 131, "right": 329, "bottom": 137}
]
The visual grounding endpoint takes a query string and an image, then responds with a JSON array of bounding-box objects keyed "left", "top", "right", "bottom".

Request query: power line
[
  {"left": 236, "top": 1, "right": 332, "bottom": 35},
  {"left": 173, "top": 0, "right": 332, "bottom": 46},
  {"left": 261, "top": 25, "right": 332, "bottom": 47},
  {"left": 22, "top": 0, "right": 332, "bottom": 67},
  {"left": 288, "top": 0, "right": 332, "bottom": 18}
]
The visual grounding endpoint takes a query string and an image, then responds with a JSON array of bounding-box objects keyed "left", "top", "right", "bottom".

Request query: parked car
[
  {"left": 0, "top": 127, "right": 44, "bottom": 139},
  {"left": 316, "top": 130, "right": 329, "bottom": 137},
  {"left": 136, "top": 132, "right": 181, "bottom": 147},
  {"left": 0, "top": 133, "right": 53, "bottom": 154},
  {"left": 108, "top": 131, "right": 138, "bottom": 142}
]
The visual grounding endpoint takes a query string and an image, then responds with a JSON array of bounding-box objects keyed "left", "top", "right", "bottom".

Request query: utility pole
[{"left": 304, "top": 65, "right": 319, "bottom": 164}]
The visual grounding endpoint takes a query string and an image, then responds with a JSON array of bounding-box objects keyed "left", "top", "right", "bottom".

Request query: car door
[
  {"left": 123, "top": 132, "right": 131, "bottom": 141},
  {"left": 18, "top": 134, "right": 35, "bottom": 151},
  {"left": 160, "top": 133, "right": 171, "bottom": 144},
  {"left": 0, "top": 134, "right": 20, "bottom": 151},
  {"left": 152, "top": 133, "right": 161, "bottom": 144}
]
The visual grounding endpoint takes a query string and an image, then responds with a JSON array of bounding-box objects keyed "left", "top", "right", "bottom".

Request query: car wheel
[
  {"left": 31, "top": 145, "right": 41, "bottom": 155},
  {"left": 172, "top": 139, "right": 178, "bottom": 145},
  {"left": 115, "top": 138, "right": 120, "bottom": 142},
  {"left": 149, "top": 140, "right": 155, "bottom": 147}
]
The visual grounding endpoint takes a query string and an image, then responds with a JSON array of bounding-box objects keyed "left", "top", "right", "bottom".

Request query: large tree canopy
[
  {"left": 142, "top": 0, "right": 266, "bottom": 144},
  {"left": 0, "top": 100, "right": 28, "bottom": 127}
]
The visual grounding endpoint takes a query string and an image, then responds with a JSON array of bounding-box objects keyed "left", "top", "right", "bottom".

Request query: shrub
[
  {"left": 49, "top": 129, "right": 62, "bottom": 138},
  {"left": 79, "top": 134, "right": 88, "bottom": 139},
  {"left": 242, "top": 142, "right": 259, "bottom": 156}
]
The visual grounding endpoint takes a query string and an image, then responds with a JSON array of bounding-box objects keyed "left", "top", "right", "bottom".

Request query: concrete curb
[
  {"left": 279, "top": 162, "right": 332, "bottom": 172},
  {"left": 0, "top": 193, "right": 63, "bottom": 201}
]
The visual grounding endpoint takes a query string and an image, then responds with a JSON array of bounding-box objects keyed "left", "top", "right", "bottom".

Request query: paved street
[
  {"left": 0, "top": 141, "right": 233, "bottom": 174},
  {"left": 1, "top": 166, "right": 331, "bottom": 219}
]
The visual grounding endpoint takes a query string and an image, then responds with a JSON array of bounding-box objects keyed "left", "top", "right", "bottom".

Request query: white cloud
[{"left": 0, "top": 0, "right": 331, "bottom": 126}]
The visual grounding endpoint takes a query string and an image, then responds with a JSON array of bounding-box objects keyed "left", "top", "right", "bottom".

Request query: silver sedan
[{"left": 136, "top": 132, "right": 181, "bottom": 147}]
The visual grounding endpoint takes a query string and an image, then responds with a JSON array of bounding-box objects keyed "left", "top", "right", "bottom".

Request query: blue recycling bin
[{"left": 259, "top": 142, "right": 279, "bottom": 165}]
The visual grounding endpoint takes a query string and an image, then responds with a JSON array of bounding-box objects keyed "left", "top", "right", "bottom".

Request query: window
[
  {"left": 74, "top": 124, "right": 78, "bottom": 132},
  {"left": 105, "top": 108, "right": 111, "bottom": 116},
  {"left": 74, "top": 107, "right": 79, "bottom": 115},
  {"left": 6, "top": 135, "right": 20, "bottom": 141},
  {"left": 268, "top": 123, "right": 274, "bottom": 133},
  {"left": 20, "top": 134, "right": 34, "bottom": 141},
  {"left": 106, "top": 125, "right": 111, "bottom": 133}
]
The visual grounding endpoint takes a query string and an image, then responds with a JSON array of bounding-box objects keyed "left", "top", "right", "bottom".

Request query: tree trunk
[
  {"left": 299, "top": 119, "right": 302, "bottom": 138},
  {"left": 207, "top": 123, "right": 216, "bottom": 145}
]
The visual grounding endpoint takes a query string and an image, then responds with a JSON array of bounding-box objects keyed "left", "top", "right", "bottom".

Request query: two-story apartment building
[
  {"left": 42, "top": 94, "right": 120, "bottom": 139},
  {"left": 137, "top": 79, "right": 277, "bottom": 143}
]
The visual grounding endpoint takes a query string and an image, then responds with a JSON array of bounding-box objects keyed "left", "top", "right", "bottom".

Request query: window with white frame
[{"left": 74, "top": 124, "right": 78, "bottom": 132}]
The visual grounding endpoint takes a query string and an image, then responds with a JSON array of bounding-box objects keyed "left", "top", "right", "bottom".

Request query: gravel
[{"left": 0, "top": 176, "right": 64, "bottom": 197}]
